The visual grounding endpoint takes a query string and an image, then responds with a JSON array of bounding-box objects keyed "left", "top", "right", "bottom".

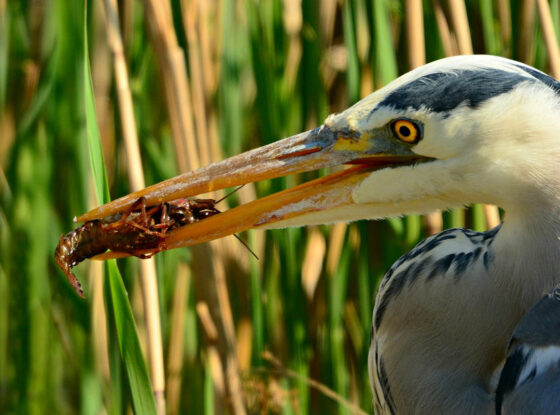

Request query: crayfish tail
[
  {"left": 65, "top": 268, "right": 85, "bottom": 298},
  {"left": 54, "top": 234, "right": 86, "bottom": 298},
  {"left": 54, "top": 255, "right": 85, "bottom": 298}
]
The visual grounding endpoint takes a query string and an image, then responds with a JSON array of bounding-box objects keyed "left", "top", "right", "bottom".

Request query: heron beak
[{"left": 79, "top": 124, "right": 427, "bottom": 254}]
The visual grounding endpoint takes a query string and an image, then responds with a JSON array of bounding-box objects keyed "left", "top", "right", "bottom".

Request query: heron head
[
  {"left": 78, "top": 55, "right": 560, "bottom": 252},
  {"left": 325, "top": 55, "right": 560, "bottom": 216}
]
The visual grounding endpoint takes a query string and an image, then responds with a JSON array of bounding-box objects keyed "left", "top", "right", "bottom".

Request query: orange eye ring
[{"left": 392, "top": 119, "right": 420, "bottom": 144}]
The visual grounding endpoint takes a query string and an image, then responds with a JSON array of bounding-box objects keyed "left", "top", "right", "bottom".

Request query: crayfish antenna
[{"left": 233, "top": 234, "right": 259, "bottom": 260}]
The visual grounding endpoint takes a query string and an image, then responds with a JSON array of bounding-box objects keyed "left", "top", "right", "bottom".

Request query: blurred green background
[{"left": 2, "top": 0, "right": 560, "bottom": 414}]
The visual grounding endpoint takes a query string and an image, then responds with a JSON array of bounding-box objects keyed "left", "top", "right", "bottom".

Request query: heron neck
[{"left": 492, "top": 205, "right": 560, "bottom": 308}]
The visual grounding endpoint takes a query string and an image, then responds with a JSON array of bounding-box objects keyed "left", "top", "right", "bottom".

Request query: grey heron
[{"left": 77, "top": 55, "right": 560, "bottom": 414}]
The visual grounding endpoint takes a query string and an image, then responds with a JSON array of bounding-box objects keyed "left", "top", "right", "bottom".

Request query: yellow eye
[{"left": 392, "top": 119, "right": 420, "bottom": 143}]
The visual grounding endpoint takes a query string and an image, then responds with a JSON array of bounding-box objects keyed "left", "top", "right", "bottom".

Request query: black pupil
[{"left": 399, "top": 125, "right": 411, "bottom": 137}]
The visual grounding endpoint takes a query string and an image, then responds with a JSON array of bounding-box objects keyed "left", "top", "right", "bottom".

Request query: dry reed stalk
[
  {"left": 197, "top": 300, "right": 244, "bottom": 415},
  {"left": 207, "top": 347, "right": 226, "bottom": 413},
  {"left": 322, "top": 45, "right": 345, "bottom": 93},
  {"left": 448, "top": 0, "right": 473, "bottom": 54},
  {"left": 326, "top": 223, "right": 347, "bottom": 277},
  {"left": 166, "top": 264, "right": 190, "bottom": 415},
  {"left": 496, "top": 0, "right": 512, "bottom": 56},
  {"left": 360, "top": 65, "right": 374, "bottom": 99},
  {"left": 343, "top": 302, "right": 363, "bottom": 355},
  {"left": 142, "top": 2, "right": 247, "bottom": 412},
  {"left": 536, "top": 0, "right": 560, "bottom": 78},
  {"left": 182, "top": 0, "right": 211, "bottom": 168},
  {"left": 182, "top": 5, "right": 248, "bottom": 412},
  {"left": 355, "top": 2, "right": 370, "bottom": 63},
  {"left": 207, "top": 108, "right": 223, "bottom": 166},
  {"left": 519, "top": 0, "right": 537, "bottom": 64},
  {"left": 103, "top": 0, "right": 143, "bottom": 188},
  {"left": 406, "top": 0, "right": 425, "bottom": 68},
  {"left": 89, "top": 259, "right": 111, "bottom": 383},
  {"left": 198, "top": 0, "right": 219, "bottom": 97},
  {"left": 196, "top": 4, "right": 240, "bottom": 204},
  {"left": 0, "top": 166, "right": 8, "bottom": 195},
  {"left": 136, "top": 12, "right": 198, "bottom": 411},
  {"left": 91, "top": 0, "right": 115, "bottom": 174},
  {"left": 284, "top": 35, "right": 303, "bottom": 91},
  {"left": 284, "top": 2, "right": 326, "bottom": 304},
  {"left": 482, "top": 204, "right": 500, "bottom": 229},
  {"left": 319, "top": 0, "right": 342, "bottom": 92},
  {"left": 236, "top": 318, "right": 253, "bottom": 371},
  {"left": 225, "top": 356, "right": 247, "bottom": 415},
  {"left": 120, "top": 0, "right": 134, "bottom": 51},
  {"left": 101, "top": 1, "right": 166, "bottom": 412},
  {"left": 211, "top": 256, "right": 247, "bottom": 415},
  {"left": 197, "top": 301, "right": 220, "bottom": 342},
  {"left": 0, "top": 110, "right": 14, "bottom": 167},
  {"left": 432, "top": 0, "right": 458, "bottom": 56},
  {"left": 357, "top": 2, "right": 373, "bottom": 103},
  {"left": 446, "top": 0, "right": 501, "bottom": 230},
  {"left": 138, "top": 2, "right": 208, "bottom": 412},
  {"left": 407, "top": 0, "right": 443, "bottom": 235},
  {"left": 422, "top": 212, "right": 443, "bottom": 235},
  {"left": 319, "top": 0, "right": 338, "bottom": 45},
  {"left": 348, "top": 359, "right": 360, "bottom": 413},
  {"left": 89, "top": 4, "right": 113, "bottom": 391},
  {"left": 283, "top": 0, "right": 303, "bottom": 91},
  {"left": 143, "top": 0, "right": 198, "bottom": 172},
  {"left": 197, "top": 302, "right": 226, "bottom": 414},
  {"left": 179, "top": 1, "right": 223, "bottom": 181},
  {"left": 301, "top": 227, "right": 326, "bottom": 301},
  {"left": 183, "top": 1, "right": 248, "bottom": 270}
]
